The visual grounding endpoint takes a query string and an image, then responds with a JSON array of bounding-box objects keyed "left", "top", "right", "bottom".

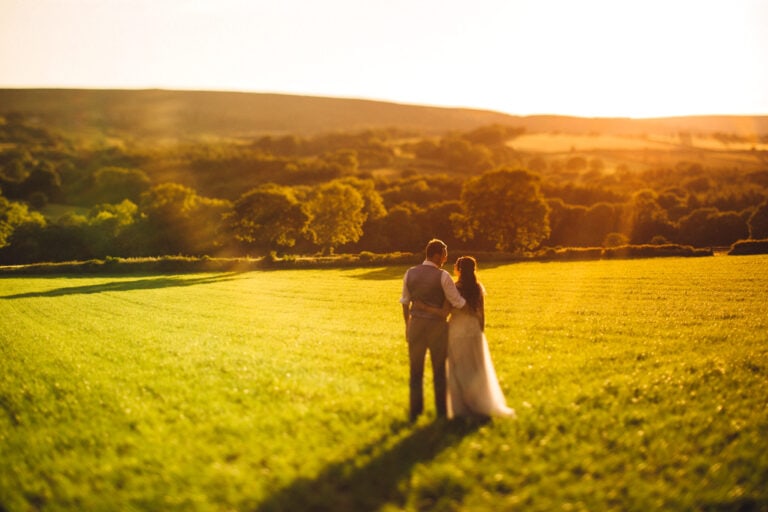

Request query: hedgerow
[{"left": 0, "top": 244, "right": 717, "bottom": 275}]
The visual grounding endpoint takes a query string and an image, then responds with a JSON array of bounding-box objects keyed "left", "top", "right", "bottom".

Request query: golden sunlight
[{"left": 0, "top": 0, "right": 766, "bottom": 117}]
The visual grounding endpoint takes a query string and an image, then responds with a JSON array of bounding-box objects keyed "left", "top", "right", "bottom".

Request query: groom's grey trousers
[{"left": 407, "top": 315, "right": 448, "bottom": 420}]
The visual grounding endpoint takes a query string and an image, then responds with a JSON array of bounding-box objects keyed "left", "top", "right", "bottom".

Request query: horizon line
[{"left": 1, "top": 84, "right": 767, "bottom": 120}]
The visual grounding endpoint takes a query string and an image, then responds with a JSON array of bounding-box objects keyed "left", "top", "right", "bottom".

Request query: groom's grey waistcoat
[{"left": 406, "top": 264, "right": 446, "bottom": 320}]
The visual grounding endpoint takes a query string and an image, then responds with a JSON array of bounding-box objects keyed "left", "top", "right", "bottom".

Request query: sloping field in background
[
  {"left": 510, "top": 133, "right": 768, "bottom": 153},
  {"left": 2, "top": 89, "right": 767, "bottom": 138}
]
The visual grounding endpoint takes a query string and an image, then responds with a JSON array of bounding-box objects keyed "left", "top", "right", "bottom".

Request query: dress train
[{"left": 446, "top": 309, "right": 515, "bottom": 418}]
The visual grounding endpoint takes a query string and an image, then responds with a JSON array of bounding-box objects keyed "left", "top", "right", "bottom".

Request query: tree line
[{"left": 1, "top": 114, "right": 767, "bottom": 264}]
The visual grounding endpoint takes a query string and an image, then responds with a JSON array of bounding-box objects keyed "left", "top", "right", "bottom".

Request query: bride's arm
[
  {"left": 478, "top": 293, "right": 485, "bottom": 331},
  {"left": 412, "top": 299, "right": 451, "bottom": 318}
]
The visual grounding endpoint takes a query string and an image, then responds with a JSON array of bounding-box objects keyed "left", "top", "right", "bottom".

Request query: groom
[{"left": 400, "top": 239, "right": 466, "bottom": 422}]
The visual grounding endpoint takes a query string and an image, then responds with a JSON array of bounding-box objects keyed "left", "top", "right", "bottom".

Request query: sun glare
[{"left": 0, "top": 0, "right": 766, "bottom": 118}]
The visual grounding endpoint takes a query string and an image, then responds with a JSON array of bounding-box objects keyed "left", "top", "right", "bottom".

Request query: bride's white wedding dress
[{"left": 446, "top": 307, "right": 515, "bottom": 418}]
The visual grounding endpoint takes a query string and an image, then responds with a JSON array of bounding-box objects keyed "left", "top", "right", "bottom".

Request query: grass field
[
  {"left": 1, "top": 256, "right": 767, "bottom": 511},
  {"left": 509, "top": 133, "right": 768, "bottom": 153}
]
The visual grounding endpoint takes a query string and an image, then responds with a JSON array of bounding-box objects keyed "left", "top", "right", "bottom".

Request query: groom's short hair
[{"left": 425, "top": 239, "right": 447, "bottom": 259}]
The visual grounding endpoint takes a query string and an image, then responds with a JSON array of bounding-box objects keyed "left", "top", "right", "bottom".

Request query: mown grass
[{"left": 1, "top": 256, "right": 767, "bottom": 511}]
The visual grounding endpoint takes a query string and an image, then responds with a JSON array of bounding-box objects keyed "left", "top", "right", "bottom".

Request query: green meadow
[{"left": 1, "top": 256, "right": 767, "bottom": 511}]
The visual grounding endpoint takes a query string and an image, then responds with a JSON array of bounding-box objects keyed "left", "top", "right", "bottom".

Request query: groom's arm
[
  {"left": 399, "top": 272, "right": 412, "bottom": 338},
  {"left": 441, "top": 271, "right": 467, "bottom": 309},
  {"left": 401, "top": 303, "right": 411, "bottom": 340}
]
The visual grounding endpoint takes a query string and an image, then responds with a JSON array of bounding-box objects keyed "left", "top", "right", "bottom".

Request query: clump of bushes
[
  {"left": 536, "top": 247, "right": 603, "bottom": 261},
  {"left": 603, "top": 244, "right": 712, "bottom": 259},
  {"left": 534, "top": 244, "right": 711, "bottom": 262},
  {"left": 728, "top": 239, "right": 768, "bottom": 255}
]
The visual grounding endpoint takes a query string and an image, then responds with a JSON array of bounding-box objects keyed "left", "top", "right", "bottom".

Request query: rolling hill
[{"left": 1, "top": 88, "right": 767, "bottom": 140}]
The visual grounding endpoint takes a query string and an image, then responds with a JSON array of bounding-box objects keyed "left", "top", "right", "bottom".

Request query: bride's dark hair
[{"left": 455, "top": 256, "right": 481, "bottom": 312}]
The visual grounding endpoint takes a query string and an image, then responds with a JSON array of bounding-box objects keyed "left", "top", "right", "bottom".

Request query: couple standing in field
[{"left": 400, "top": 239, "right": 515, "bottom": 422}]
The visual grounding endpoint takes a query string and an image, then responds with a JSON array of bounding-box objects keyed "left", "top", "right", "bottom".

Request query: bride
[{"left": 414, "top": 256, "right": 515, "bottom": 419}]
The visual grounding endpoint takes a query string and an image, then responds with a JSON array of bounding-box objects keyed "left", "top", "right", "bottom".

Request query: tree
[
  {"left": 20, "top": 161, "right": 62, "bottom": 204},
  {"left": 708, "top": 212, "right": 749, "bottom": 246},
  {"left": 419, "top": 201, "right": 465, "bottom": 250},
  {"left": 0, "top": 196, "right": 45, "bottom": 249},
  {"left": 305, "top": 181, "right": 366, "bottom": 254},
  {"left": 380, "top": 174, "right": 461, "bottom": 207},
  {"left": 90, "top": 167, "right": 151, "bottom": 204},
  {"left": 749, "top": 200, "right": 768, "bottom": 239},
  {"left": 462, "top": 124, "right": 525, "bottom": 146},
  {"left": 86, "top": 200, "right": 140, "bottom": 257},
  {"left": 360, "top": 200, "right": 469, "bottom": 254},
  {"left": 544, "top": 200, "right": 621, "bottom": 248},
  {"left": 603, "top": 232, "right": 629, "bottom": 247},
  {"left": 368, "top": 203, "right": 425, "bottom": 252},
  {"left": 583, "top": 202, "right": 620, "bottom": 246},
  {"left": 139, "top": 183, "right": 230, "bottom": 256},
  {"left": 589, "top": 158, "right": 605, "bottom": 174},
  {"left": 188, "top": 196, "right": 232, "bottom": 255},
  {"left": 0, "top": 195, "right": 47, "bottom": 263},
  {"left": 333, "top": 177, "right": 388, "bottom": 252},
  {"left": 622, "top": 189, "right": 675, "bottom": 244},
  {"left": 322, "top": 149, "right": 359, "bottom": 175},
  {"left": 438, "top": 137, "right": 493, "bottom": 173},
  {"left": 46, "top": 212, "right": 92, "bottom": 261},
  {"left": 657, "top": 187, "right": 690, "bottom": 222},
  {"left": 0, "top": 219, "right": 48, "bottom": 263},
  {"left": 677, "top": 208, "right": 718, "bottom": 246},
  {"left": 229, "top": 184, "right": 309, "bottom": 254},
  {"left": 544, "top": 199, "right": 586, "bottom": 247},
  {"left": 566, "top": 156, "right": 588, "bottom": 173},
  {"left": 0, "top": 148, "right": 34, "bottom": 184},
  {"left": 453, "top": 168, "right": 550, "bottom": 252},
  {"left": 337, "top": 177, "right": 386, "bottom": 221},
  {"left": 678, "top": 208, "right": 749, "bottom": 247}
]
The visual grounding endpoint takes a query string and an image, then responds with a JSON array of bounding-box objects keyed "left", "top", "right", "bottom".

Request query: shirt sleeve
[
  {"left": 441, "top": 271, "right": 467, "bottom": 308},
  {"left": 399, "top": 270, "right": 411, "bottom": 305}
]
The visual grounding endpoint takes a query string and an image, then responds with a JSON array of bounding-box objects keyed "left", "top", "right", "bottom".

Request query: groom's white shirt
[{"left": 399, "top": 260, "right": 467, "bottom": 308}]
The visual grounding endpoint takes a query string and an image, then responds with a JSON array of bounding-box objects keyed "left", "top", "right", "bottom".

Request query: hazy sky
[{"left": 1, "top": 0, "right": 766, "bottom": 118}]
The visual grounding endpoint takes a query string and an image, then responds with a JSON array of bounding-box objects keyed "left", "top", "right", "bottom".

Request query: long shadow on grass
[
  {"left": 351, "top": 260, "right": 517, "bottom": 282},
  {"left": 0, "top": 273, "right": 241, "bottom": 299},
  {"left": 351, "top": 266, "right": 411, "bottom": 281},
  {"left": 254, "top": 417, "right": 486, "bottom": 512}
]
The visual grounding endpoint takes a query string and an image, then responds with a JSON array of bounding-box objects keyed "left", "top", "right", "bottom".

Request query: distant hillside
[
  {"left": 1, "top": 88, "right": 767, "bottom": 139},
  {"left": 0, "top": 89, "right": 515, "bottom": 137}
]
